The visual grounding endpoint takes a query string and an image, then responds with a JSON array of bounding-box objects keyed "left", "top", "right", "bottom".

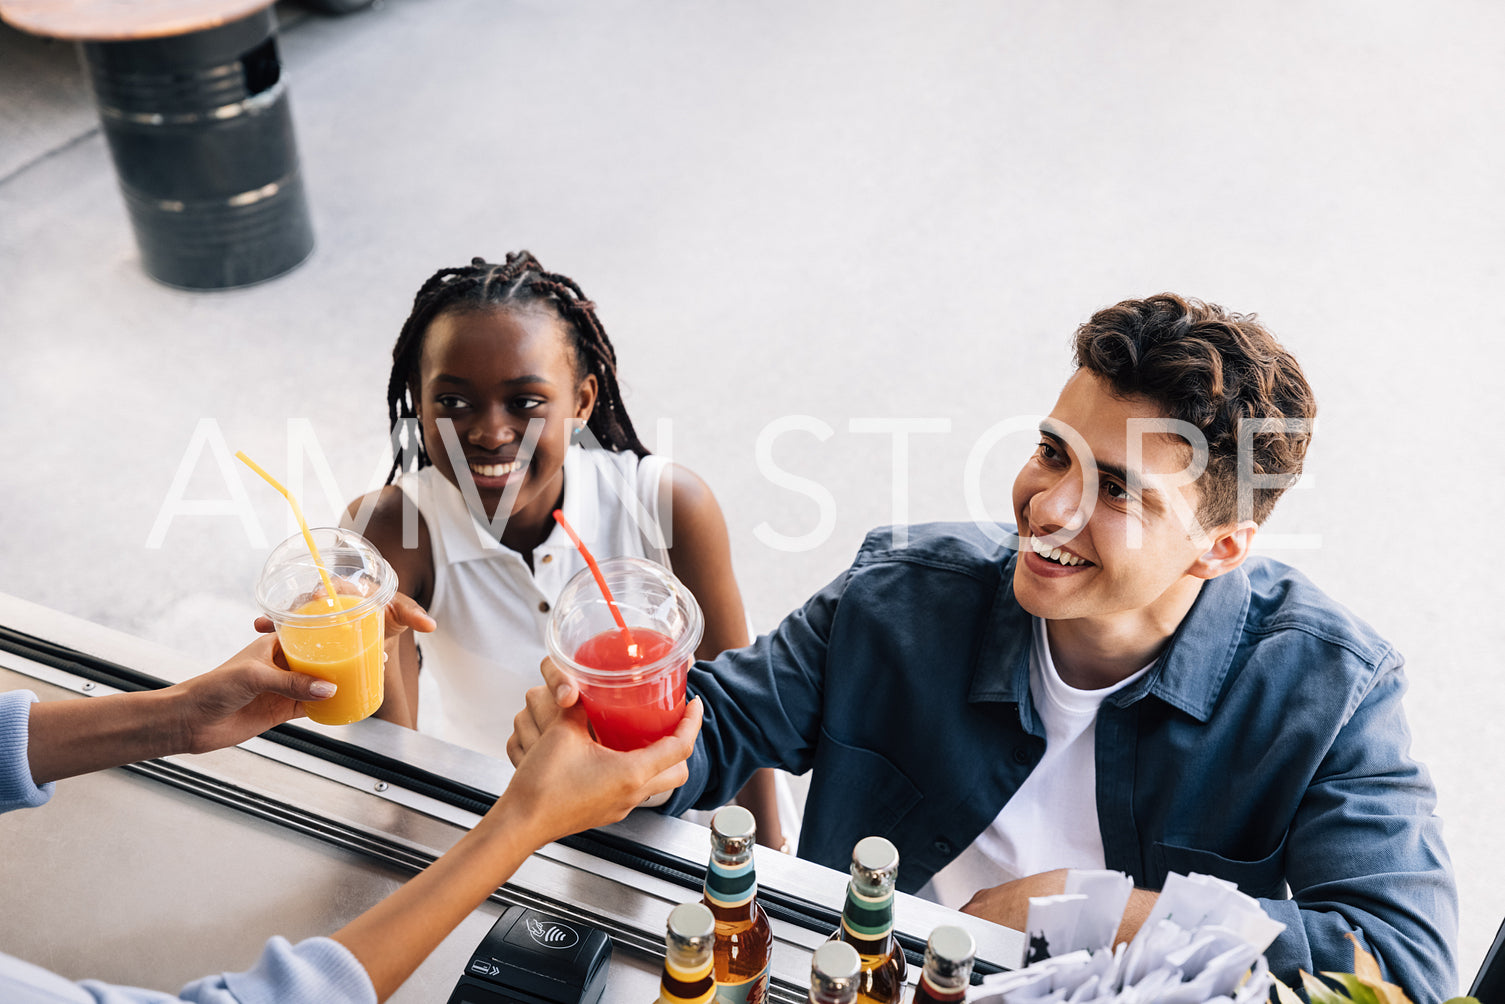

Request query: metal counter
[{"left": 0, "top": 593, "right": 1023, "bottom": 1001}]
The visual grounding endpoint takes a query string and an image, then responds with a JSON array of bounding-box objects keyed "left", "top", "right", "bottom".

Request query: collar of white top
[{"left": 1031, "top": 616, "right": 1156, "bottom": 716}]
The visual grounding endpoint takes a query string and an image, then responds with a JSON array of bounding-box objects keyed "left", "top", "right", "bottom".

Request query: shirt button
[
  {"left": 541, "top": 554, "right": 553, "bottom": 564},
  {"left": 933, "top": 839, "right": 952, "bottom": 855},
  {"left": 538, "top": 600, "right": 551, "bottom": 613},
  {"left": 1012, "top": 746, "right": 1031, "bottom": 765}
]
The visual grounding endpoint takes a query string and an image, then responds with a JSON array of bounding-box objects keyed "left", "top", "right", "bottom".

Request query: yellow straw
[{"left": 236, "top": 451, "right": 339, "bottom": 608}]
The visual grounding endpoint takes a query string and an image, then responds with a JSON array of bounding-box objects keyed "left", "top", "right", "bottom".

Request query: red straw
[{"left": 552, "top": 509, "right": 637, "bottom": 651}]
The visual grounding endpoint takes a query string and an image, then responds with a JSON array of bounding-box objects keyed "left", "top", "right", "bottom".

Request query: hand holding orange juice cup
[
  {"left": 255, "top": 527, "right": 397, "bottom": 726},
  {"left": 545, "top": 513, "right": 703, "bottom": 751},
  {"left": 237, "top": 450, "right": 397, "bottom": 727}
]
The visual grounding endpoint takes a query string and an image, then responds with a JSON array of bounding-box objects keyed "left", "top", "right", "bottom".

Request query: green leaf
[
  {"left": 1320, "top": 972, "right": 1382, "bottom": 1004},
  {"left": 1352, "top": 974, "right": 1415, "bottom": 1004}
]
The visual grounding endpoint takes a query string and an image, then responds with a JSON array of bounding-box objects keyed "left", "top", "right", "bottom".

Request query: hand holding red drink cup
[
  {"left": 512, "top": 511, "right": 705, "bottom": 764},
  {"left": 545, "top": 555, "right": 702, "bottom": 749}
]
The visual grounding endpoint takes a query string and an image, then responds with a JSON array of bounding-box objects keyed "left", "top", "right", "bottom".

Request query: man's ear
[{"left": 1189, "top": 521, "right": 1257, "bottom": 580}]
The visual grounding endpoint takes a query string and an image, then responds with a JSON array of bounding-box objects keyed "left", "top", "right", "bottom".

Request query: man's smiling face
[{"left": 1011, "top": 369, "right": 1226, "bottom": 626}]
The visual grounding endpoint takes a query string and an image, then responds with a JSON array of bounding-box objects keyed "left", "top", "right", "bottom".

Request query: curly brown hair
[{"left": 1072, "top": 293, "right": 1317, "bottom": 528}]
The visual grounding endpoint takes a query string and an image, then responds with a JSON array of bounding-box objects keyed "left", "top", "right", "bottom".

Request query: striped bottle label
[
  {"left": 840, "top": 883, "right": 894, "bottom": 941},
  {"left": 914, "top": 970, "right": 964, "bottom": 1002},
  {"left": 704, "top": 856, "right": 756, "bottom": 908},
  {"left": 661, "top": 957, "right": 716, "bottom": 1004},
  {"left": 713, "top": 961, "right": 770, "bottom": 1004}
]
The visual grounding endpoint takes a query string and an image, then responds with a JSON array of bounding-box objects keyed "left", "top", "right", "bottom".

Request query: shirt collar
[
  {"left": 1128, "top": 565, "right": 1251, "bottom": 721},
  {"left": 968, "top": 550, "right": 1252, "bottom": 724},
  {"left": 968, "top": 552, "right": 1034, "bottom": 709}
]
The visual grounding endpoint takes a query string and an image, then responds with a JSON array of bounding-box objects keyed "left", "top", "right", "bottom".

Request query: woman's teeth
[
  {"left": 470, "top": 459, "right": 522, "bottom": 477},
  {"left": 1031, "top": 536, "right": 1088, "bottom": 566}
]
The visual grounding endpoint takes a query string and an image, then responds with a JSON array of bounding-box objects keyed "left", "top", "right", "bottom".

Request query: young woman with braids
[{"left": 344, "top": 253, "right": 786, "bottom": 850}]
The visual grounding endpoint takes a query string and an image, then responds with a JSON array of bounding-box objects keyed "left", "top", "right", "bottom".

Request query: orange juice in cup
[{"left": 255, "top": 528, "right": 396, "bottom": 726}]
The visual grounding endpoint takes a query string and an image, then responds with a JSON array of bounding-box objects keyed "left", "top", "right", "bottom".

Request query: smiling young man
[{"left": 512, "top": 294, "right": 1458, "bottom": 998}]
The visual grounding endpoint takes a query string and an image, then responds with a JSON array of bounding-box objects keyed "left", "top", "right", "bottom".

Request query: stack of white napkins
[{"left": 970, "top": 871, "right": 1286, "bottom": 1003}]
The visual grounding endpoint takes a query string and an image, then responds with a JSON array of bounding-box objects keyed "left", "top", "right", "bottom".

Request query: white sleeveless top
[{"left": 396, "top": 446, "right": 670, "bottom": 763}]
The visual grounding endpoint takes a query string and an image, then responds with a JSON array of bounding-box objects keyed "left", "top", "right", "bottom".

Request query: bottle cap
[
  {"left": 811, "top": 941, "right": 861, "bottom": 986},
  {"left": 923, "top": 925, "right": 977, "bottom": 987},
  {"left": 711, "top": 805, "right": 757, "bottom": 856},
  {"left": 850, "top": 836, "right": 900, "bottom": 892},
  {"left": 667, "top": 902, "right": 716, "bottom": 947},
  {"left": 664, "top": 901, "right": 715, "bottom": 989}
]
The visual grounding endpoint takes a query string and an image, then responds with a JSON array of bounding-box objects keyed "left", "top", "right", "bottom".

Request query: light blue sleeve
[
  {"left": 0, "top": 689, "right": 54, "bottom": 813},
  {"left": 0, "top": 937, "right": 375, "bottom": 1004},
  {"left": 2, "top": 693, "right": 375, "bottom": 1003}
]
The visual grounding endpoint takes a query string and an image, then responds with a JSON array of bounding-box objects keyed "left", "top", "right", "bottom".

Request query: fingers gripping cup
[
  {"left": 256, "top": 528, "right": 397, "bottom": 726},
  {"left": 546, "top": 556, "right": 704, "bottom": 751}
]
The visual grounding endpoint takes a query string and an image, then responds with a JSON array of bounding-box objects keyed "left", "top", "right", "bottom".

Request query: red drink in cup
[
  {"left": 546, "top": 557, "right": 703, "bottom": 750},
  {"left": 572, "top": 626, "right": 680, "bottom": 749}
]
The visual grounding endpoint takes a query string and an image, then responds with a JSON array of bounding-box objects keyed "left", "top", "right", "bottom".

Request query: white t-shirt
[
  {"left": 395, "top": 446, "right": 669, "bottom": 763},
  {"left": 918, "top": 617, "right": 1153, "bottom": 906}
]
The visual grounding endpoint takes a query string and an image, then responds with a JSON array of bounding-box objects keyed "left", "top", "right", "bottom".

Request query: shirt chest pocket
[
  {"left": 1151, "top": 835, "right": 1289, "bottom": 901},
  {"left": 802, "top": 728, "right": 923, "bottom": 852}
]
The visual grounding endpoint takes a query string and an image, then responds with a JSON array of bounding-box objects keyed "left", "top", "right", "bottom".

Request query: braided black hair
[{"left": 384, "top": 252, "right": 649, "bottom": 484}]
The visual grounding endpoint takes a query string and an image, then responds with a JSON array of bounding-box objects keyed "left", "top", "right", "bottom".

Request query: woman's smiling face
[{"left": 415, "top": 304, "right": 596, "bottom": 532}]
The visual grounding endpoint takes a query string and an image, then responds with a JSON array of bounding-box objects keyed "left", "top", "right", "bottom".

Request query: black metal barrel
[{"left": 80, "top": 9, "right": 315, "bottom": 289}]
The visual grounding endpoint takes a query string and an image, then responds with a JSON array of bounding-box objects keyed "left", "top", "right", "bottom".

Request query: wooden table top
[{"left": 0, "top": 0, "right": 276, "bottom": 41}]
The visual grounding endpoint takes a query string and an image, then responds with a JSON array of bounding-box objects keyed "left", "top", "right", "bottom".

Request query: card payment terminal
[{"left": 445, "top": 905, "right": 612, "bottom": 1004}]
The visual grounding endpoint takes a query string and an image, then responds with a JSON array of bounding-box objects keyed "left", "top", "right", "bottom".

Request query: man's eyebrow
[
  {"left": 1039, "top": 422, "right": 1068, "bottom": 444},
  {"left": 1039, "top": 421, "right": 1165, "bottom": 509}
]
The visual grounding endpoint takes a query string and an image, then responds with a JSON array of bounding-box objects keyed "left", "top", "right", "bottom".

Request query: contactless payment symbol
[{"left": 526, "top": 917, "right": 581, "bottom": 950}]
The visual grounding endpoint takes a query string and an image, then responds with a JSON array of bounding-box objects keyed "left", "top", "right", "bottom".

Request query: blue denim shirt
[{"left": 666, "top": 523, "right": 1457, "bottom": 999}]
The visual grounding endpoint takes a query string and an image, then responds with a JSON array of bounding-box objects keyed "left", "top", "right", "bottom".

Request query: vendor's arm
[
  {"left": 2, "top": 658, "right": 699, "bottom": 1004},
  {"left": 1258, "top": 654, "right": 1456, "bottom": 1002},
  {"left": 333, "top": 697, "right": 700, "bottom": 999},
  {"left": 22, "top": 634, "right": 333, "bottom": 787},
  {"left": 18, "top": 589, "right": 432, "bottom": 791},
  {"left": 0, "top": 936, "right": 374, "bottom": 1003},
  {"left": 345, "top": 487, "right": 436, "bottom": 728}
]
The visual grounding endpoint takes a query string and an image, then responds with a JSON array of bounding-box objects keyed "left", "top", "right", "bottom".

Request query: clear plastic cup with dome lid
[
  {"left": 256, "top": 527, "right": 396, "bottom": 726},
  {"left": 545, "top": 555, "right": 703, "bottom": 750}
]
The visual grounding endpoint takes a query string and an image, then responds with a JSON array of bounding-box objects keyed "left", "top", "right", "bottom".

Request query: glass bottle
[
  {"left": 656, "top": 902, "right": 717, "bottom": 1004},
  {"left": 702, "top": 806, "right": 773, "bottom": 1003},
  {"left": 910, "top": 925, "right": 975, "bottom": 1004},
  {"left": 809, "top": 941, "right": 861, "bottom": 1004},
  {"left": 828, "top": 835, "right": 907, "bottom": 1003}
]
